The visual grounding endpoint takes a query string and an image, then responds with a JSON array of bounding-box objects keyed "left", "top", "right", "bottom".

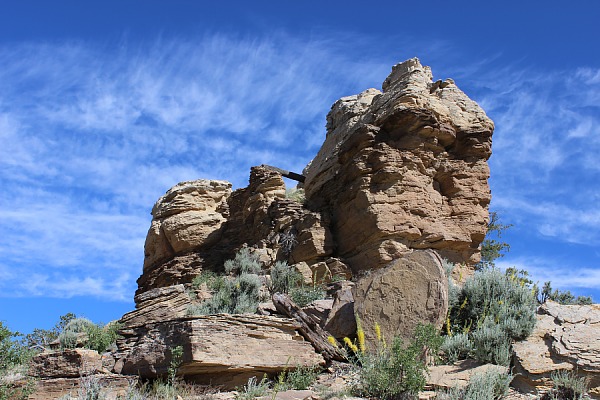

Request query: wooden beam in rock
[
  {"left": 261, "top": 164, "right": 306, "bottom": 183},
  {"left": 272, "top": 293, "right": 347, "bottom": 363}
]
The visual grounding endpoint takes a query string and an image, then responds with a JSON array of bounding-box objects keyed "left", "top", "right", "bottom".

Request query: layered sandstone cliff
[{"left": 137, "top": 57, "right": 493, "bottom": 299}]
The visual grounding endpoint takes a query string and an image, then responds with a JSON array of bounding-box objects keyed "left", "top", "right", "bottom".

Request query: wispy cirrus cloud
[
  {"left": 459, "top": 63, "right": 600, "bottom": 245},
  {"left": 0, "top": 34, "right": 398, "bottom": 300}
]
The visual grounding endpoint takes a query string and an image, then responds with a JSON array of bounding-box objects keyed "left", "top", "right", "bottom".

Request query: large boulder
[
  {"left": 304, "top": 57, "right": 493, "bottom": 272},
  {"left": 352, "top": 250, "right": 448, "bottom": 346},
  {"left": 512, "top": 301, "right": 600, "bottom": 398},
  {"left": 115, "top": 314, "right": 325, "bottom": 389}
]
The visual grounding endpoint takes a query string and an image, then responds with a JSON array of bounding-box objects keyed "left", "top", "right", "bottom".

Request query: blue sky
[{"left": 1, "top": 1, "right": 599, "bottom": 334}]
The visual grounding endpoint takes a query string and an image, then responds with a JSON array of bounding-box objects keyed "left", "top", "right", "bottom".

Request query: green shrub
[
  {"left": 0, "top": 322, "right": 35, "bottom": 400},
  {"left": 58, "top": 318, "right": 120, "bottom": 353},
  {"left": 25, "top": 312, "right": 76, "bottom": 350},
  {"left": 269, "top": 261, "right": 302, "bottom": 294},
  {"left": 352, "top": 324, "right": 442, "bottom": 400},
  {"left": 289, "top": 285, "right": 325, "bottom": 307},
  {"left": 276, "top": 365, "right": 320, "bottom": 391},
  {"left": 540, "top": 370, "right": 588, "bottom": 400},
  {"left": 438, "top": 369, "right": 512, "bottom": 400},
  {"left": 191, "top": 271, "right": 224, "bottom": 291},
  {"left": 538, "top": 281, "right": 593, "bottom": 305},
  {"left": 224, "top": 247, "right": 262, "bottom": 275},
  {"left": 188, "top": 273, "right": 261, "bottom": 315},
  {"left": 441, "top": 333, "right": 472, "bottom": 364},
  {"left": 470, "top": 320, "right": 511, "bottom": 366},
  {"left": 285, "top": 188, "right": 305, "bottom": 204},
  {"left": 59, "top": 331, "right": 79, "bottom": 349},
  {"left": 444, "top": 266, "right": 537, "bottom": 365},
  {"left": 85, "top": 322, "right": 120, "bottom": 353}
]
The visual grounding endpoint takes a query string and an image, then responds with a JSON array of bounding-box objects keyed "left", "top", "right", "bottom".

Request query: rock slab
[
  {"left": 512, "top": 301, "right": 600, "bottom": 398},
  {"left": 116, "top": 314, "right": 324, "bottom": 389}
]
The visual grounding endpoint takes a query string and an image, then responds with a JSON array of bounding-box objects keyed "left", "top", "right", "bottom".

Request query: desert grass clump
[
  {"left": 275, "top": 365, "right": 321, "bottom": 391},
  {"left": 234, "top": 375, "right": 270, "bottom": 400},
  {"left": 189, "top": 274, "right": 261, "bottom": 315},
  {"left": 540, "top": 370, "right": 589, "bottom": 400}
]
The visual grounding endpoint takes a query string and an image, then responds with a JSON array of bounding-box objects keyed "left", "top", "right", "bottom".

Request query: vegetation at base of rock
[
  {"left": 289, "top": 285, "right": 326, "bottom": 307},
  {"left": 437, "top": 369, "right": 512, "bottom": 400},
  {"left": 188, "top": 248, "right": 266, "bottom": 316},
  {"left": 276, "top": 365, "right": 321, "bottom": 391},
  {"left": 58, "top": 318, "right": 121, "bottom": 353},
  {"left": 268, "top": 261, "right": 326, "bottom": 307},
  {"left": 538, "top": 281, "right": 593, "bottom": 305},
  {"left": 444, "top": 266, "right": 537, "bottom": 366},
  {"left": 224, "top": 247, "right": 262, "bottom": 275},
  {"left": 0, "top": 322, "right": 35, "bottom": 400},
  {"left": 351, "top": 324, "right": 443, "bottom": 400},
  {"left": 540, "top": 370, "right": 589, "bottom": 400},
  {"left": 188, "top": 274, "right": 261, "bottom": 315},
  {"left": 167, "top": 346, "right": 183, "bottom": 386},
  {"left": 234, "top": 375, "right": 270, "bottom": 400},
  {"left": 269, "top": 261, "right": 302, "bottom": 294}
]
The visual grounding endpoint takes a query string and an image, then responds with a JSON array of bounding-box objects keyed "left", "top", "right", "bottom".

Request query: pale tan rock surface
[
  {"left": 352, "top": 250, "right": 448, "bottom": 345},
  {"left": 426, "top": 359, "right": 508, "bottom": 390},
  {"left": 120, "top": 284, "right": 191, "bottom": 328},
  {"left": 304, "top": 57, "right": 493, "bottom": 271},
  {"left": 512, "top": 301, "right": 600, "bottom": 398},
  {"left": 324, "top": 281, "right": 356, "bottom": 339},
  {"left": 115, "top": 315, "right": 324, "bottom": 389},
  {"left": 29, "top": 349, "right": 103, "bottom": 379},
  {"left": 28, "top": 374, "right": 134, "bottom": 400}
]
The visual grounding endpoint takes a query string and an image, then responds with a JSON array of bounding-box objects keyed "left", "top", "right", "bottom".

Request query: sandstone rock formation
[
  {"left": 304, "top": 57, "right": 493, "bottom": 271},
  {"left": 512, "top": 301, "right": 600, "bottom": 398},
  {"left": 112, "top": 57, "right": 493, "bottom": 387},
  {"left": 136, "top": 57, "right": 492, "bottom": 301}
]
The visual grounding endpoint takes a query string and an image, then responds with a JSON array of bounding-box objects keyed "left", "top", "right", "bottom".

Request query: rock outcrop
[
  {"left": 112, "top": 57, "right": 493, "bottom": 386},
  {"left": 304, "top": 58, "right": 493, "bottom": 271},
  {"left": 135, "top": 57, "right": 492, "bottom": 301},
  {"left": 512, "top": 301, "right": 600, "bottom": 398}
]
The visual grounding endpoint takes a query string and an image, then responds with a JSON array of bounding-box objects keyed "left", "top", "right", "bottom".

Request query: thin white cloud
[
  {"left": 0, "top": 33, "right": 398, "bottom": 300},
  {"left": 496, "top": 258, "right": 600, "bottom": 296}
]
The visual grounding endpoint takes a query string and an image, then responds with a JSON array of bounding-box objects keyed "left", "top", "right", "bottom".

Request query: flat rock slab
[
  {"left": 28, "top": 374, "right": 134, "bottom": 400},
  {"left": 512, "top": 301, "right": 600, "bottom": 398},
  {"left": 117, "top": 314, "right": 324, "bottom": 389},
  {"left": 426, "top": 359, "right": 508, "bottom": 390}
]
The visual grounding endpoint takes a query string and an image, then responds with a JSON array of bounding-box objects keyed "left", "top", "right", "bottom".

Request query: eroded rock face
[
  {"left": 512, "top": 301, "right": 600, "bottom": 398},
  {"left": 304, "top": 57, "right": 493, "bottom": 271},
  {"left": 29, "top": 349, "right": 103, "bottom": 379},
  {"left": 115, "top": 315, "right": 324, "bottom": 389},
  {"left": 352, "top": 250, "right": 448, "bottom": 345}
]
